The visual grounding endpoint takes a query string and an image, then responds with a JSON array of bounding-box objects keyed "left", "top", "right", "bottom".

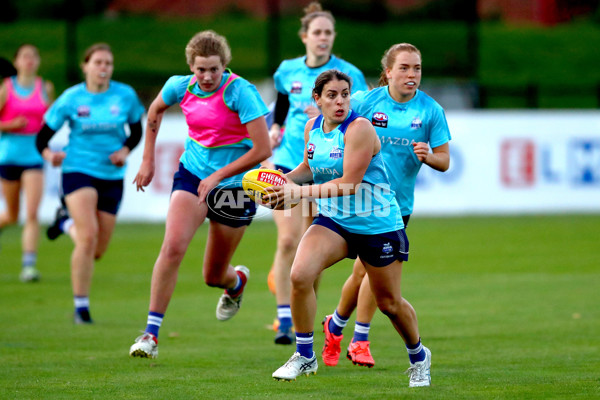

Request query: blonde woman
[{"left": 128, "top": 31, "right": 271, "bottom": 359}]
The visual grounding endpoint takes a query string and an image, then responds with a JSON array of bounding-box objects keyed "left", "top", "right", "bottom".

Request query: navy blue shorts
[
  {"left": 312, "top": 215, "right": 409, "bottom": 267},
  {"left": 172, "top": 163, "right": 257, "bottom": 228},
  {"left": 62, "top": 172, "right": 123, "bottom": 215},
  {"left": 0, "top": 164, "right": 43, "bottom": 181}
]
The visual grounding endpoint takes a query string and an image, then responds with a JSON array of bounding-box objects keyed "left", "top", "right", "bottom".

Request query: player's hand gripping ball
[{"left": 242, "top": 169, "right": 297, "bottom": 210}]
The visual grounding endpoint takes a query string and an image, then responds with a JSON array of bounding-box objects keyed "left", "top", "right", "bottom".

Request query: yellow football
[{"left": 242, "top": 168, "right": 295, "bottom": 209}]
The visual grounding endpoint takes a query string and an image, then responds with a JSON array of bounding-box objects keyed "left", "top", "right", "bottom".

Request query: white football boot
[
  {"left": 405, "top": 346, "right": 431, "bottom": 387},
  {"left": 272, "top": 352, "right": 318, "bottom": 381},
  {"left": 216, "top": 265, "right": 249, "bottom": 321},
  {"left": 129, "top": 333, "right": 158, "bottom": 359}
]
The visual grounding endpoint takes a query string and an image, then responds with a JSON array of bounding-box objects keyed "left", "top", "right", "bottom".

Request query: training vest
[
  {"left": 0, "top": 77, "right": 49, "bottom": 134},
  {"left": 180, "top": 73, "right": 249, "bottom": 148}
]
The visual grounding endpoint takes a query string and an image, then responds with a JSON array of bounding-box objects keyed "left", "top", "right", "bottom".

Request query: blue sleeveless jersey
[
  {"left": 272, "top": 55, "right": 368, "bottom": 170},
  {"left": 351, "top": 88, "right": 451, "bottom": 215},
  {"left": 307, "top": 110, "right": 403, "bottom": 234},
  {"left": 44, "top": 81, "right": 145, "bottom": 180}
]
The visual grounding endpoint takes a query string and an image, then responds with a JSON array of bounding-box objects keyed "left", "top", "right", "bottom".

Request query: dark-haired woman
[{"left": 268, "top": 70, "right": 430, "bottom": 387}]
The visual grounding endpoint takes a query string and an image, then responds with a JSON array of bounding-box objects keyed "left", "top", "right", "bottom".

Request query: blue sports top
[
  {"left": 272, "top": 55, "right": 368, "bottom": 170},
  {"left": 307, "top": 110, "right": 403, "bottom": 234},
  {"left": 44, "top": 81, "right": 145, "bottom": 180},
  {"left": 352, "top": 87, "right": 451, "bottom": 215},
  {"left": 161, "top": 71, "right": 269, "bottom": 187},
  {"left": 0, "top": 135, "right": 41, "bottom": 166}
]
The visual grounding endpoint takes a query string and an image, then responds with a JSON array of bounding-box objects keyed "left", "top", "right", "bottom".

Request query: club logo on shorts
[
  {"left": 291, "top": 81, "right": 302, "bottom": 94},
  {"left": 77, "top": 105, "right": 91, "bottom": 118},
  {"left": 411, "top": 117, "right": 423, "bottom": 129},
  {"left": 307, "top": 143, "right": 316, "bottom": 159},
  {"left": 372, "top": 112, "right": 388, "bottom": 128},
  {"left": 382, "top": 242, "right": 393, "bottom": 254}
]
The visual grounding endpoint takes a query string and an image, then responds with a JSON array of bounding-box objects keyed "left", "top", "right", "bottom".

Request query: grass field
[{"left": 0, "top": 215, "right": 599, "bottom": 399}]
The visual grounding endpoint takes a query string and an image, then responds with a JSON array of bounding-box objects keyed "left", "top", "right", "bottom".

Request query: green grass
[{"left": 1, "top": 215, "right": 599, "bottom": 399}]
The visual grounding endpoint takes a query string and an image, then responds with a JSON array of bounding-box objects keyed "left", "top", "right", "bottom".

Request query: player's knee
[
  {"left": 77, "top": 230, "right": 98, "bottom": 253},
  {"left": 277, "top": 234, "right": 300, "bottom": 256},
  {"left": 290, "top": 267, "right": 315, "bottom": 292},
  {"left": 160, "top": 240, "right": 187, "bottom": 264},
  {"left": 351, "top": 267, "right": 367, "bottom": 282},
  {"left": 376, "top": 296, "right": 401, "bottom": 318}
]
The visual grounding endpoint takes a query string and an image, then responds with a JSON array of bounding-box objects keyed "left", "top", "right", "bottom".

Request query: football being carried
[{"left": 242, "top": 168, "right": 299, "bottom": 210}]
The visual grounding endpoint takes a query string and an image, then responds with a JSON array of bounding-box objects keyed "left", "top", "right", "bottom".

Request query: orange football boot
[
  {"left": 321, "top": 315, "right": 343, "bottom": 366},
  {"left": 347, "top": 340, "right": 375, "bottom": 368}
]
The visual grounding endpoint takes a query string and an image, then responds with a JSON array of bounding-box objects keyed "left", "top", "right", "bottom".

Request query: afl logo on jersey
[
  {"left": 307, "top": 142, "right": 316, "bottom": 159},
  {"left": 77, "top": 105, "right": 91, "bottom": 118},
  {"left": 372, "top": 112, "right": 388, "bottom": 128},
  {"left": 291, "top": 81, "right": 302, "bottom": 94}
]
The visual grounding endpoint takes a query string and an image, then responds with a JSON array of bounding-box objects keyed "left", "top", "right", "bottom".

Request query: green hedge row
[{"left": 2, "top": 15, "right": 599, "bottom": 108}]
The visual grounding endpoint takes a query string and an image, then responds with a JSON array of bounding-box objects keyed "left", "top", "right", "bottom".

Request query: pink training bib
[
  {"left": 0, "top": 77, "right": 49, "bottom": 135},
  {"left": 180, "top": 72, "right": 249, "bottom": 148}
]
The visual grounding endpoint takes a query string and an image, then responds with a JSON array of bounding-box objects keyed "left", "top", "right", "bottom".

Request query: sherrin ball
[{"left": 242, "top": 168, "right": 297, "bottom": 209}]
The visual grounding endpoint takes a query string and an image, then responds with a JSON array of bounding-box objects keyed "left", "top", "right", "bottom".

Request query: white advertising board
[
  {"left": 414, "top": 111, "right": 600, "bottom": 215},
  {"left": 2, "top": 111, "right": 600, "bottom": 222}
]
